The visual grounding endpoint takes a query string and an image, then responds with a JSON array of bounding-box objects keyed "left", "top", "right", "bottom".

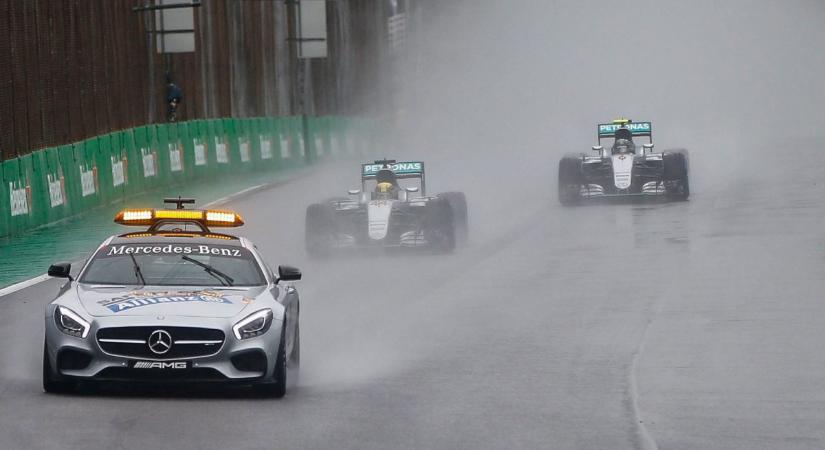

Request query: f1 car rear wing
[
  {"left": 361, "top": 159, "right": 426, "bottom": 195},
  {"left": 597, "top": 120, "right": 653, "bottom": 144},
  {"left": 362, "top": 160, "right": 424, "bottom": 178}
]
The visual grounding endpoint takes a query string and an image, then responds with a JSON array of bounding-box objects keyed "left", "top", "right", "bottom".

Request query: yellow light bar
[
  {"left": 155, "top": 210, "right": 205, "bottom": 220},
  {"left": 122, "top": 210, "right": 153, "bottom": 221},
  {"left": 612, "top": 118, "right": 631, "bottom": 125},
  {"left": 205, "top": 233, "right": 235, "bottom": 240},
  {"left": 205, "top": 210, "right": 244, "bottom": 227},
  {"left": 115, "top": 208, "right": 244, "bottom": 228},
  {"left": 122, "top": 233, "right": 153, "bottom": 238},
  {"left": 115, "top": 209, "right": 154, "bottom": 226}
]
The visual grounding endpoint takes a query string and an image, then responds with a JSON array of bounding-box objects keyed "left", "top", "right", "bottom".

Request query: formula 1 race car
[
  {"left": 558, "top": 119, "right": 689, "bottom": 205},
  {"left": 43, "top": 198, "right": 302, "bottom": 398},
  {"left": 305, "top": 160, "right": 468, "bottom": 255}
]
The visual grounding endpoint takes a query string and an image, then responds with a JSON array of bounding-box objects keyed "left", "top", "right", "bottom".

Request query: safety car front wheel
[{"left": 43, "top": 343, "right": 75, "bottom": 394}]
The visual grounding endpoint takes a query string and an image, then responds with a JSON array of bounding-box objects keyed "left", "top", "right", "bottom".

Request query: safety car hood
[{"left": 75, "top": 285, "right": 266, "bottom": 318}]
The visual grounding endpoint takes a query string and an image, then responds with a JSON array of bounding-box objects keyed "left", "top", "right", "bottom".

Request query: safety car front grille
[{"left": 97, "top": 326, "right": 225, "bottom": 360}]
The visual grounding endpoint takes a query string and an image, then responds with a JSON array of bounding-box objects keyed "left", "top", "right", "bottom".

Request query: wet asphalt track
[{"left": 1, "top": 152, "right": 824, "bottom": 450}]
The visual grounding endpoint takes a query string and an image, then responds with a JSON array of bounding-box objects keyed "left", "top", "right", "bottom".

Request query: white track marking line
[
  {"left": 0, "top": 274, "right": 51, "bottom": 298},
  {"left": 202, "top": 184, "right": 266, "bottom": 208}
]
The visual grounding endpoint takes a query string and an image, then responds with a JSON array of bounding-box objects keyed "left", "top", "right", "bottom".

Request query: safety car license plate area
[{"left": 130, "top": 360, "right": 191, "bottom": 370}]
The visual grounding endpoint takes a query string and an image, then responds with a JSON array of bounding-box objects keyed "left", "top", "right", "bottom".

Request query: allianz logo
[
  {"left": 169, "top": 143, "right": 183, "bottom": 172},
  {"left": 9, "top": 181, "right": 29, "bottom": 216},
  {"left": 142, "top": 147, "right": 157, "bottom": 177},
  {"left": 47, "top": 173, "right": 64, "bottom": 207},
  {"left": 79, "top": 165, "right": 97, "bottom": 197},
  {"left": 111, "top": 155, "right": 126, "bottom": 187},
  {"left": 260, "top": 137, "right": 273, "bottom": 160}
]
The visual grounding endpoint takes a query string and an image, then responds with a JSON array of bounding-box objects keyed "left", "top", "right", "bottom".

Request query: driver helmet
[
  {"left": 375, "top": 181, "right": 396, "bottom": 200},
  {"left": 376, "top": 182, "right": 394, "bottom": 194},
  {"left": 612, "top": 139, "right": 636, "bottom": 154},
  {"left": 375, "top": 168, "right": 397, "bottom": 185}
]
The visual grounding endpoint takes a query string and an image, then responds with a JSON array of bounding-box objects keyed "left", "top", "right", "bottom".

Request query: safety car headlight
[
  {"left": 54, "top": 306, "right": 90, "bottom": 339},
  {"left": 233, "top": 309, "right": 273, "bottom": 340}
]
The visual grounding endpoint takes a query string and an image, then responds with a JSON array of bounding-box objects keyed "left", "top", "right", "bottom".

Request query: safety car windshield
[{"left": 80, "top": 243, "right": 266, "bottom": 286}]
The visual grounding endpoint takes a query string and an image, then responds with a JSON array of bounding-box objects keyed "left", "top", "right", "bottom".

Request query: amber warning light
[{"left": 114, "top": 209, "right": 244, "bottom": 227}]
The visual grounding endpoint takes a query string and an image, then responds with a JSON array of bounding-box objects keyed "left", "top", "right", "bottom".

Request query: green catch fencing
[{"left": 0, "top": 115, "right": 376, "bottom": 240}]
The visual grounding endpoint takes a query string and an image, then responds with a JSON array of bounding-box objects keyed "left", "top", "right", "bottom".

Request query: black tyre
[
  {"left": 663, "top": 150, "right": 690, "bottom": 201},
  {"left": 43, "top": 343, "right": 75, "bottom": 394},
  {"left": 287, "top": 322, "right": 300, "bottom": 388},
  {"left": 439, "top": 192, "right": 468, "bottom": 244},
  {"left": 305, "top": 203, "right": 334, "bottom": 257},
  {"left": 424, "top": 198, "right": 455, "bottom": 253},
  {"left": 253, "top": 325, "right": 288, "bottom": 398},
  {"left": 558, "top": 155, "right": 583, "bottom": 206}
]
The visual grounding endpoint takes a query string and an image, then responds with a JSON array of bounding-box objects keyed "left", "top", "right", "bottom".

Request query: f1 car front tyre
[
  {"left": 439, "top": 192, "right": 468, "bottom": 244},
  {"left": 425, "top": 198, "right": 455, "bottom": 253},
  {"left": 558, "top": 155, "right": 583, "bottom": 206},
  {"left": 663, "top": 150, "right": 690, "bottom": 201},
  {"left": 43, "top": 343, "right": 75, "bottom": 394}
]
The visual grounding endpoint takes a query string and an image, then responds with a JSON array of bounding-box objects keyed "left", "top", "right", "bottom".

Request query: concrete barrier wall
[{"left": 0, "top": 116, "right": 373, "bottom": 239}]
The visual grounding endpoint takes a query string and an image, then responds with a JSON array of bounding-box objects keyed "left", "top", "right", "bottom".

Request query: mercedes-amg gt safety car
[
  {"left": 43, "top": 198, "right": 301, "bottom": 398},
  {"left": 558, "top": 119, "right": 689, "bottom": 205},
  {"left": 305, "top": 159, "right": 468, "bottom": 255}
]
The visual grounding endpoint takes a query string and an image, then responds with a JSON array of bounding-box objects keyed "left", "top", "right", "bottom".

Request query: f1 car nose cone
[{"left": 148, "top": 329, "right": 173, "bottom": 355}]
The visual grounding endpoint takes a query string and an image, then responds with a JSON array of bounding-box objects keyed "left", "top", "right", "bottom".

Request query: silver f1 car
[
  {"left": 558, "top": 119, "right": 689, "bottom": 205},
  {"left": 43, "top": 198, "right": 301, "bottom": 398},
  {"left": 305, "top": 159, "right": 468, "bottom": 255}
]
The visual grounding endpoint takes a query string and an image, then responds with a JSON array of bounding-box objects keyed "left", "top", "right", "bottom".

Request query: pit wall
[{"left": 0, "top": 116, "right": 371, "bottom": 239}]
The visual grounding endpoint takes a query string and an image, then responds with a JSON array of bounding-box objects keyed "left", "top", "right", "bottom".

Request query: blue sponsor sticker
[{"left": 99, "top": 291, "right": 233, "bottom": 313}]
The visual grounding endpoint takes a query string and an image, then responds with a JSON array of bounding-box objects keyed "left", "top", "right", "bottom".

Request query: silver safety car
[{"left": 43, "top": 198, "right": 301, "bottom": 397}]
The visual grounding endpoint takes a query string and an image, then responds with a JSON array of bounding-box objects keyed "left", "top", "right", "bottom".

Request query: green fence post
[
  {"left": 0, "top": 160, "right": 8, "bottom": 238},
  {"left": 96, "top": 134, "right": 115, "bottom": 204},
  {"left": 177, "top": 122, "right": 196, "bottom": 178},
  {"left": 154, "top": 124, "right": 172, "bottom": 187},
  {"left": 108, "top": 131, "right": 129, "bottom": 202},
  {"left": 29, "top": 150, "right": 50, "bottom": 227}
]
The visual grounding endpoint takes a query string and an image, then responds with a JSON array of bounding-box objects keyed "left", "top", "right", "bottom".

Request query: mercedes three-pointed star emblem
[{"left": 148, "top": 329, "right": 173, "bottom": 355}]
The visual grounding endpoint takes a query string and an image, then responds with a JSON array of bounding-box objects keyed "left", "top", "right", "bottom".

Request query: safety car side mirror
[
  {"left": 643, "top": 143, "right": 654, "bottom": 152},
  {"left": 48, "top": 262, "right": 73, "bottom": 281},
  {"left": 277, "top": 265, "right": 302, "bottom": 282},
  {"left": 592, "top": 145, "right": 603, "bottom": 152},
  {"left": 405, "top": 186, "right": 419, "bottom": 193},
  {"left": 347, "top": 189, "right": 361, "bottom": 195}
]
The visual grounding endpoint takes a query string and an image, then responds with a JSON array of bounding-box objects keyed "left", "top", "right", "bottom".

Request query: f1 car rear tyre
[
  {"left": 663, "top": 150, "right": 690, "bottom": 201},
  {"left": 425, "top": 198, "right": 455, "bottom": 253},
  {"left": 558, "top": 156, "right": 583, "bottom": 206},
  {"left": 43, "top": 343, "right": 75, "bottom": 394},
  {"left": 305, "top": 203, "right": 334, "bottom": 257},
  {"left": 440, "top": 192, "right": 468, "bottom": 244},
  {"left": 253, "top": 325, "right": 288, "bottom": 398}
]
